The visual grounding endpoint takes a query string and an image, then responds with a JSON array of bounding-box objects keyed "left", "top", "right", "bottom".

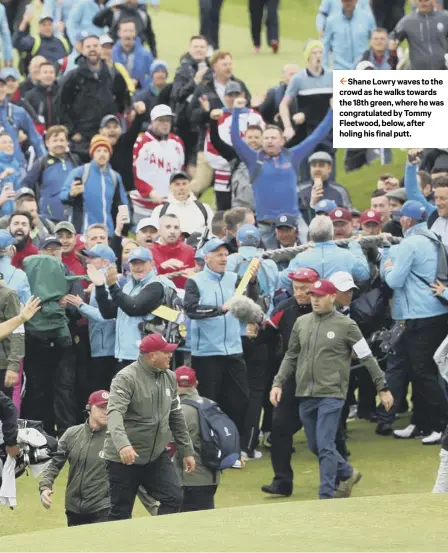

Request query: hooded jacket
[
  {"left": 58, "top": 57, "right": 129, "bottom": 140},
  {"left": 25, "top": 83, "right": 60, "bottom": 129},
  {"left": 39, "top": 422, "right": 110, "bottom": 515},
  {"left": 21, "top": 152, "right": 81, "bottom": 222},
  {"left": 112, "top": 37, "right": 154, "bottom": 89},
  {"left": 60, "top": 161, "right": 129, "bottom": 236},
  {"left": 391, "top": 9, "right": 448, "bottom": 70},
  {"left": 104, "top": 356, "right": 194, "bottom": 464},
  {"left": 0, "top": 152, "right": 21, "bottom": 217},
  {"left": 151, "top": 194, "right": 214, "bottom": 236},
  {"left": 151, "top": 238, "right": 195, "bottom": 289}
]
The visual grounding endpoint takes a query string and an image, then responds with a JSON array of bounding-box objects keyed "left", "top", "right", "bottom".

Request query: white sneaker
[
  {"left": 393, "top": 424, "right": 421, "bottom": 439},
  {"left": 348, "top": 405, "right": 358, "bottom": 420},
  {"left": 422, "top": 431, "right": 442, "bottom": 445},
  {"left": 241, "top": 450, "right": 263, "bottom": 460},
  {"left": 261, "top": 431, "right": 271, "bottom": 448},
  {"left": 232, "top": 459, "right": 243, "bottom": 469}
]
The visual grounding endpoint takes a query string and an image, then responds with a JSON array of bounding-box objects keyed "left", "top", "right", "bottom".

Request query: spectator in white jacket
[{"left": 151, "top": 171, "right": 214, "bottom": 236}]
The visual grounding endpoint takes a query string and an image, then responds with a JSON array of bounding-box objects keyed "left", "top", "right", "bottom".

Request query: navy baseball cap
[
  {"left": 128, "top": 247, "right": 153, "bottom": 262},
  {"left": 396, "top": 200, "right": 427, "bottom": 222},
  {"left": 275, "top": 215, "right": 296, "bottom": 229},
  {"left": 202, "top": 238, "right": 230, "bottom": 255},
  {"left": 0, "top": 230, "right": 17, "bottom": 249},
  {"left": 315, "top": 199, "right": 337, "bottom": 214},
  {"left": 41, "top": 236, "right": 62, "bottom": 249},
  {"left": 83, "top": 244, "right": 116, "bottom": 264},
  {"left": 236, "top": 224, "right": 261, "bottom": 247}
]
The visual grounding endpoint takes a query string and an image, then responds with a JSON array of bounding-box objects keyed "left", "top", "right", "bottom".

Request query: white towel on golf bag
[
  {"left": 0, "top": 455, "right": 17, "bottom": 508},
  {"left": 434, "top": 334, "right": 448, "bottom": 384}
]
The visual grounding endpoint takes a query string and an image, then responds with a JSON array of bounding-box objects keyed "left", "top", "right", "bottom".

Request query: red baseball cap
[
  {"left": 329, "top": 208, "right": 352, "bottom": 223},
  {"left": 360, "top": 209, "right": 381, "bottom": 225},
  {"left": 174, "top": 366, "right": 198, "bottom": 387},
  {"left": 139, "top": 333, "right": 178, "bottom": 354},
  {"left": 308, "top": 279, "right": 338, "bottom": 296},
  {"left": 289, "top": 268, "right": 320, "bottom": 283},
  {"left": 88, "top": 390, "right": 109, "bottom": 406}
]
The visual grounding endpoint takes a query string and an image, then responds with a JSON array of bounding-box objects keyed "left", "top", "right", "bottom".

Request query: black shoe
[
  {"left": 376, "top": 423, "right": 393, "bottom": 436},
  {"left": 357, "top": 411, "right": 378, "bottom": 423},
  {"left": 261, "top": 483, "right": 292, "bottom": 497}
]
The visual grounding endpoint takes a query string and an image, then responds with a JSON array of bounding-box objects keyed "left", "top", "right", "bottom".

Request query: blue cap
[
  {"left": 150, "top": 59, "right": 168, "bottom": 76},
  {"left": 0, "top": 68, "right": 19, "bottom": 81},
  {"left": 202, "top": 238, "right": 229, "bottom": 255},
  {"left": 0, "top": 230, "right": 17, "bottom": 249},
  {"left": 315, "top": 199, "right": 337, "bottom": 214},
  {"left": 194, "top": 248, "right": 205, "bottom": 261},
  {"left": 75, "top": 30, "right": 90, "bottom": 43},
  {"left": 236, "top": 224, "right": 261, "bottom": 247},
  {"left": 396, "top": 200, "right": 427, "bottom": 222},
  {"left": 83, "top": 244, "right": 116, "bottom": 264},
  {"left": 275, "top": 214, "right": 297, "bottom": 229},
  {"left": 128, "top": 247, "right": 153, "bottom": 263}
]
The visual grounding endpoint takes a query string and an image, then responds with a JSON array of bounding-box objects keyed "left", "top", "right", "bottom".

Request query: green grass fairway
[{"left": 2, "top": 493, "right": 448, "bottom": 552}]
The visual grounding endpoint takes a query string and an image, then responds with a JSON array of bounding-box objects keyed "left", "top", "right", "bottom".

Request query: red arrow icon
[{"left": 340, "top": 77, "right": 346, "bottom": 85}]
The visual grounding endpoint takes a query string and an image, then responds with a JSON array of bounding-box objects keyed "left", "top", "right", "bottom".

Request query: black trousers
[
  {"left": 66, "top": 508, "right": 109, "bottom": 527},
  {"left": 370, "top": 0, "right": 405, "bottom": 33},
  {"left": 270, "top": 377, "right": 301, "bottom": 491},
  {"left": 106, "top": 451, "right": 182, "bottom": 520},
  {"left": 22, "top": 334, "right": 76, "bottom": 436},
  {"left": 90, "top": 356, "right": 119, "bottom": 391},
  {"left": 192, "top": 354, "right": 249, "bottom": 436},
  {"left": 72, "top": 325, "right": 92, "bottom": 423},
  {"left": 182, "top": 485, "right": 217, "bottom": 512},
  {"left": 248, "top": 0, "right": 279, "bottom": 47},
  {"left": 242, "top": 336, "right": 268, "bottom": 451},
  {"left": 377, "top": 349, "right": 410, "bottom": 425},
  {"left": 402, "top": 314, "right": 448, "bottom": 433},
  {"left": 214, "top": 190, "right": 232, "bottom": 211},
  {"left": 199, "top": 0, "right": 224, "bottom": 49}
]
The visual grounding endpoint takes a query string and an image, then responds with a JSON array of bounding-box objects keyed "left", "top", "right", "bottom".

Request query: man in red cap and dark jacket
[
  {"left": 104, "top": 333, "right": 195, "bottom": 520},
  {"left": 151, "top": 214, "right": 195, "bottom": 289}
]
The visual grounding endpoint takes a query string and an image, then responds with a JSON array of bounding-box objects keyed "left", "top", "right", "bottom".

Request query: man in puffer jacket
[{"left": 60, "top": 136, "right": 129, "bottom": 237}]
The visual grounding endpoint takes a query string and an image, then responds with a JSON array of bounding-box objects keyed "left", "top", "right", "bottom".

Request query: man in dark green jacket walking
[
  {"left": 271, "top": 279, "right": 394, "bottom": 500},
  {"left": 105, "top": 333, "right": 195, "bottom": 520},
  {"left": 39, "top": 390, "right": 110, "bottom": 527}
]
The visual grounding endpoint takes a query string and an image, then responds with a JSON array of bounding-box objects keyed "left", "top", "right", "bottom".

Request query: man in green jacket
[
  {"left": 105, "top": 333, "right": 195, "bottom": 520},
  {"left": 174, "top": 365, "right": 221, "bottom": 512},
  {"left": 39, "top": 389, "right": 110, "bottom": 527},
  {"left": 271, "top": 279, "right": 394, "bottom": 500}
]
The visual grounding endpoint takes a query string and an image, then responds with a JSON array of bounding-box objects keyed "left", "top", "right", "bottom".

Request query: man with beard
[
  {"left": 58, "top": 35, "right": 130, "bottom": 162},
  {"left": 151, "top": 214, "right": 195, "bottom": 289},
  {"left": 132, "top": 105, "right": 185, "bottom": 222},
  {"left": 8, "top": 211, "right": 38, "bottom": 270}
]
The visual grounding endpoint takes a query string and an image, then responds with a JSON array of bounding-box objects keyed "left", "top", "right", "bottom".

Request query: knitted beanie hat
[{"left": 89, "top": 134, "right": 113, "bottom": 158}]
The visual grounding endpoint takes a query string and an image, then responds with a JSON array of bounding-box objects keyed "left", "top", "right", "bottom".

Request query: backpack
[
  {"left": 230, "top": 160, "right": 255, "bottom": 211},
  {"left": 159, "top": 199, "right": 208, "bottom": 225},
  {"left": 411, "top": 229, "right": 448, "bottom": 305},
  {"left": 181, "top": 397, "right": 240, "bottom": 471}
]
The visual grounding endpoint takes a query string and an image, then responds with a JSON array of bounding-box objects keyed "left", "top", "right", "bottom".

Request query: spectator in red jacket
[
  {"left": 151, "top": 213, "right": 195, "bottom": 289},
  {"left": 8, "top": 211, "right": 39, "bottom": 269},
  {"left": 55, "top": 220, "right": 88, "bottom": 286}
]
